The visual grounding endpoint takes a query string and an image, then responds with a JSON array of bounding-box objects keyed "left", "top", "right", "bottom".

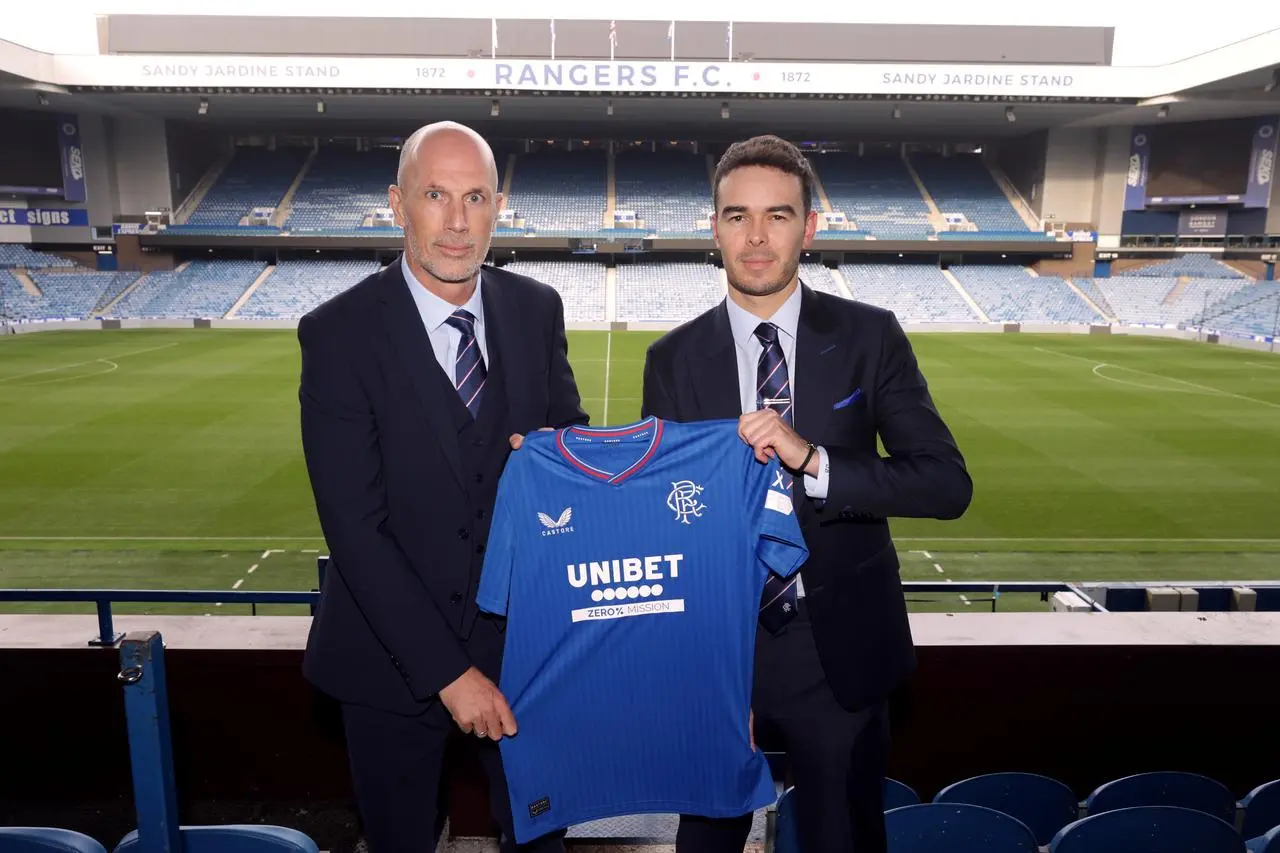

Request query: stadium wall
[
  {"left": 1092, "top": 125, "right": 1133, "bottom": 238},
  {"left": 993, "top": 131, "right": 1047, "bottom": 217},
  {"left": 1041, "top": 128, "right": 1103, "bottom": 228},
  {"left": 1268, "top": 165, "right": 1280, "bottom": 234},
  {"left": 166, "top": 124, "right": 229, "bottom": 218},
  {"left": 111, "top": 116, "right": 174, "bottom": 216}
]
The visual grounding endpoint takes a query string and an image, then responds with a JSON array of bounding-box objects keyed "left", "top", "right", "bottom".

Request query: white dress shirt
[
  {"left": 401, "top": 254, "right": 489, "bottom": 382},
  {"left": 725, "top": 284, "right": 830, "bottom": 596}
]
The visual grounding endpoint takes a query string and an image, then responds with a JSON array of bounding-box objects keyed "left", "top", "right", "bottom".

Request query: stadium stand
[
  {"left": 798, "top": 263, "right": 844, "bottom": 298},
  {"left": 614, "top": 149, "right": 712, "bottom": 234},
  {"left": 235, "top": 260, "right": 379, "bottom": 320},
  {"left": 910, "top": 152, "right": 1032, "bottom": 233},
  {"left": 179, "top": 146, "right": 311, "bottom": 229},
  {"left": 950, "top": 265, "right": 1101, "bottom": 323},
  {"left": 283, "top": 147, "right": 400, "bottom": 232},
  {"left": 504, "top": 149, "right": 608, "bottom": 234},
  {"left": 840, "top": 262, "right": 979, "bottom": 322},
  {"left": 808, "top": 152, "right": 933, "bottom": 240},
  {"left": 1115, "top": 255, "right": 1247, "bottom": 279},
  {"left": 615, "top": 262, "right": 723, "bottom": 322},
  {"left": 1091, "top": 275, "right": 1251, "bottom": 327},
  {"left": 107, "top": 260, "right": 266, "bottom": 320},
  {"left": 0, "top": 270, "right": 45, "bottom": 321},
  {"left": 499, "top": 260, "right": 607, "bottom": 323},
  {"left": 23, "top": 270, "right": 141, "bottom": 321},
  {"left": 1199, "top": 282, "right": 1280, "bottom": 338},
  {"left": 0, "top": 245, "right": 77, "bottom": 269}
]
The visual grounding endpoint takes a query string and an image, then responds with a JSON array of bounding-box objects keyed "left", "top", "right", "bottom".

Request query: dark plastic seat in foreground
[
  {"left": 114, "top": 826, "right": 319, "bottom": 853},
  {"left": 1050, "top": 805, "right": 1245, "bottom": 853},
  {"left": 0, "top": 828, "right": 107, "bottom": 853},
  {"left": 885, "top": 777, "right": 921, "bottom": 810},
  {"left": 884, "top": 803, "right": 1038, "bottom": 852},
  {"left": 1243, "top": 779, "right": 1280, "bottom": 840},
  {"left": 1086, "top": 771, "right": 1238, "bottom": 824},
  {"left": 934, "top": 771, "right": 1079, "bottom": 845}
]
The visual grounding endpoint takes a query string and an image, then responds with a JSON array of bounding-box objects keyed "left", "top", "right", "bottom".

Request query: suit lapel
[
  {"left": 479, "top": 268, "right": 533, "bottom": 430},
  {"left": 689, "top": 300, "right": 744, "bottom": 421},
  {"left": 793, "top": 283, "right": 842, "bottom": 448},
  {"left": 378, "top": 259, "right": 466, "bottom": 492}
]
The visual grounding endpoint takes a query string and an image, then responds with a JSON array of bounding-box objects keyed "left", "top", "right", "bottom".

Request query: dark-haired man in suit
[
  {"left": 642, "top": 135, "right": 973, "bottom": 853},
  {"left": 298, "top": 121, "right": 584, "bottom": 853}
]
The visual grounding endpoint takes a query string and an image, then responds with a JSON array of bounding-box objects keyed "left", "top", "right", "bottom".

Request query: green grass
[{"left": 2, "top": 329, "right": 1278, "bottom": 614}]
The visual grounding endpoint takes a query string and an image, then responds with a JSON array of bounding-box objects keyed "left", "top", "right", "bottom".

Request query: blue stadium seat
[
  {"left": 1243, "top": 780, "right": 1280, "bottom": 840},
  {"left": 884, "top": 778, "right": 921, "bottom": 810},
  {"left": 0, "top": 828, "right": 106, "bottom": 853},
  {"left": 1248, "top": 825, "right": 1280, "bottom": 853},
  {"left": 114, "top": 826, "right": 318, "bottom": 853},
  {"left": 934, "top": 772, "right": 1078, "bottom": 845},
  {"left": 1049, "top": 805, "right": 1245, "bottom": 853},
  {"left": 1085, "top": 771, "right": 1238, "bottom": 824},
  {"left": 885, "top": 803, "right": 1038, "bottom": 852}
]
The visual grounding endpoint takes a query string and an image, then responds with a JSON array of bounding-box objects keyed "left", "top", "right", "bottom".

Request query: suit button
[
  {"left": 457, "top": 528, "right": 469, "bottom": 540},
  {"left": 476, "top": 544, "right": 486, "bottom": 555},
  {"left": 450, "top": 592, "right": 463, "bottom": 604}
]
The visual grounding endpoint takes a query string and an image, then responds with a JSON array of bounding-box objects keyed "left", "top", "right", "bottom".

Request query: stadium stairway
[
  {"left": 605, "top": 266, "right": 619, "bottom": 323},
  {"left": 900, "top": 151, "right": 945, "bottom": 230},
  {"left": 605, "top": 150, "right": 618, "bottom": 222},
  {"left": 811, "top": 167, "right": 835, "bottom": 215},
  {"left": 827, "top": 266, "right": 854, "bottom": 299},
  {"left": 94, "top": 270, "right": 156, "bottom": 318},
  {"left": 172, "top": 150, "right": 235, "bottom": 225},
  {"left": 985, "top": 161, "right": 1042, "bottom": 231},
  {"left": 942, "top": 269, "right": 991, "bottom": 322},
  {"left": 225, "top": 264, "right": 277, "bottom": 318},
  {"left": 12, "top": 269, "right": 41, "bottom": 297},
  {"left": 271, "top": 149, "right": 320, "bottom": 227},
  {"left": 1063, "top": 277, "right": 1117, "bottom": 323}
]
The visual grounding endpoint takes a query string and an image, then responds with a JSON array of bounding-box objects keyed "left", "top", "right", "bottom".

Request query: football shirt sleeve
[
  {"left": 477, "top": 465, "right": 519, "bottom": 617},
  {"left": 751, "top": 454, "right": 809, "bottom": 578}
]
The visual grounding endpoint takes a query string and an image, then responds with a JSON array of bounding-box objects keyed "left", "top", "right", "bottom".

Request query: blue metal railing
[{"left": 0, "top": 579, "right": 1107, "bottom": 646}]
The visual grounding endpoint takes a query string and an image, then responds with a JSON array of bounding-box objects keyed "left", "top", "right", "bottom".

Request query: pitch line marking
[
  {"left": 602, "top": 331, "right": 613, "bottom": 426},
  {"left": 231, "top": 578, "right": 243, "bottom": 590},
  {"left": 24, "top": 359, "right": 119, "bottom": 386},
  {"left": 0, "top": 342, "right": 178, "bottom": 383},
  {"left": 1034, "top": 346, "right": 1280, "bottom": 410},
  {"left": 247, "top": 564, "right": 259, "bottom": 574}
]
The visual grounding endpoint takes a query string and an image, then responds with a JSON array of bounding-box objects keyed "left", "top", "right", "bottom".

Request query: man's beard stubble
[{"left": 726, "top": 255, "right": 801, "bottom": 299}]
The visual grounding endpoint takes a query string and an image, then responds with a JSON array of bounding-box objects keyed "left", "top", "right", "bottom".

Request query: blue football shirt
[{"left": 477, "top": 416, "right": 809, "bottom": 842}]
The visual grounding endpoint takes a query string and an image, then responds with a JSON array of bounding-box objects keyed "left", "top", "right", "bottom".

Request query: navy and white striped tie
[
  {"left": 754, "top": 322, "right": 799, "bottom": 632},
  {"left": 445, "top": 309, "right": 486, "bottom": 417}
]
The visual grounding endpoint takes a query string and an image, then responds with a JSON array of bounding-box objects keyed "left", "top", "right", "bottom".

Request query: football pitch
[{"left": 2, "top": 328, "right": 1278, "bottom": 616}]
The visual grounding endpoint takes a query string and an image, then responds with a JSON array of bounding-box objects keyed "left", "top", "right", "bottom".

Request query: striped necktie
[
  {"left": 445, "top": 309, "right": 486, "bottom": 417},
  {"left": 754, "top": 322, "right": 799, "bottom": 632}
]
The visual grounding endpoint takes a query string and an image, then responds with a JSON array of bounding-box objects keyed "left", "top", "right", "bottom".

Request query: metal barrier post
[
  {"left": 89, "top": 599, "right": 124, "bottom": 647},
  {"left": 118, "top": 631, "right": 181, "bottom": 853}
]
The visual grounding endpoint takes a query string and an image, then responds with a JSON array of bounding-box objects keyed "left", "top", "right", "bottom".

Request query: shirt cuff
[{"left": 802, "top": 446, "right": 830, "bottom": 500}]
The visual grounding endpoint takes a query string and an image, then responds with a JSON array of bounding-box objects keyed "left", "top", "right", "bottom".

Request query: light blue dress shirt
[{"left": 401, "top": 254, "right": 489, "bottom": 383}]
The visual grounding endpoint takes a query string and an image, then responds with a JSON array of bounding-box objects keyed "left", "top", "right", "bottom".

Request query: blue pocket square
[{"left": 833, "top": 389, "right": 863, "bottom": 410}]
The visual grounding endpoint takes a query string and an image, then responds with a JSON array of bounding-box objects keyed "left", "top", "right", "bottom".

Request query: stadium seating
[
  {"left": 113, "top": 826, "right": 318, "bottom": 853},
  {"left": 500, "top": 260, "right": 607, "bottom": 322},
  {"left": 840, "top": 263, "right": 979, "bottom": 322},
  {"left": 615, "top": 262, "right": 723, "bottom": 322},
  {"left": 235, "top": 260, "right": 379, "bottom": 320},
  {"left": 284, "top": 147, "right": 399, "bottom": 232},
  {"left": 614, "top": 149, "right": 712, "bottom": 234},
  {"left": 0, "top": 827, "right": 107, "bottom": 853},
  {"left": 798, "top": 263, "right": 843, "bottom": 298},
  {"left": 505, "top": 149, "right": 607, "bottom": 233},
  {"left": 1049, "top": 806, "right": 1246, "bottom": 853},
  {"left": 1, "top": 270, "right": 51, "bottom": 321},
  {"left": 21, "top": 270, "right": 140, "bottom": 321},
  {"left": 1242, "top": 780, "right": 1280, "bottom": 841},
  {"left": 884, "top": 803, "right": 1039, "bottom": 852},
  {"left": 950, "top": 265, "right": 1100, "bottom": 323},
  {"left": 933, "top": 772, "right": 1080, "bottom": 846},
  {"left": 108, "top": 260, "right": 265, "bottom": 320},
  {"left": 1197, "top": 282, "right": 1280, "bottom": 338},
  {"left": 885, "top": 779, "right": 922, "bottom": 810},
  {"left": 0, "top": 245, "right": 77, "bottom": 269},
  {"left": 1085, "top": 771, "right": 1238, "bottom": 825},
  {"left": 1091, "top": 276, "right": 1251, "bottom": 327},
  {"left": 1116, "top": 256, "right": 1247, "bottom": 279},
  {"left": 910, "top": 152, "right": 1031, "bottom": 233},
  {"left": 809, "top": 152, "right": 933, "bottom": 240},
  {"left": 183, "top": 147, "right": 310, "bottom": 227}
]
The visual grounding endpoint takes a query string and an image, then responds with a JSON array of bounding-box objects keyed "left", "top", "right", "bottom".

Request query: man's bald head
[{"left": 396, "top": 121, "right": 498, "bottom": 191}]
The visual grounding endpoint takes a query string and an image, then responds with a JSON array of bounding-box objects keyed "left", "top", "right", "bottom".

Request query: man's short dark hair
[{"left": 712, "top": 135, "right": 815, "bottom": 216}]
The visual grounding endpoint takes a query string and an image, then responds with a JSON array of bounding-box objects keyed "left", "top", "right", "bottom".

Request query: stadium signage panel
[
  {"left": 0, "top": 207, "right": 90, "bottom": 227},
  {"left": 55, "top": 55, "right": 1128, "bottom": 98}
]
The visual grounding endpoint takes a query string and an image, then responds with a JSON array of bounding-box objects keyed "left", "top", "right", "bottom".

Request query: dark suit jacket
[
  {"left": 641, "top": 284, "right": 972, "bottom": 711},
  {"left": 298, "top": 258, "right": 587, "bottom": 715}
]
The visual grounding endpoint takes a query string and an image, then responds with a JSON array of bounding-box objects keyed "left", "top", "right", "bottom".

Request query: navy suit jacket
[
  {"left": 641, "top": 284, "right": 972, "bottom": 711},
  {"left": 298, "top": 258, "right": 588, "bottom": 714}
]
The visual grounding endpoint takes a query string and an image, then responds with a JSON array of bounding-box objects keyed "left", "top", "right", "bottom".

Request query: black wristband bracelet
[{"left": 794, "top": 441, "right": 817, "bottom": 475}]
